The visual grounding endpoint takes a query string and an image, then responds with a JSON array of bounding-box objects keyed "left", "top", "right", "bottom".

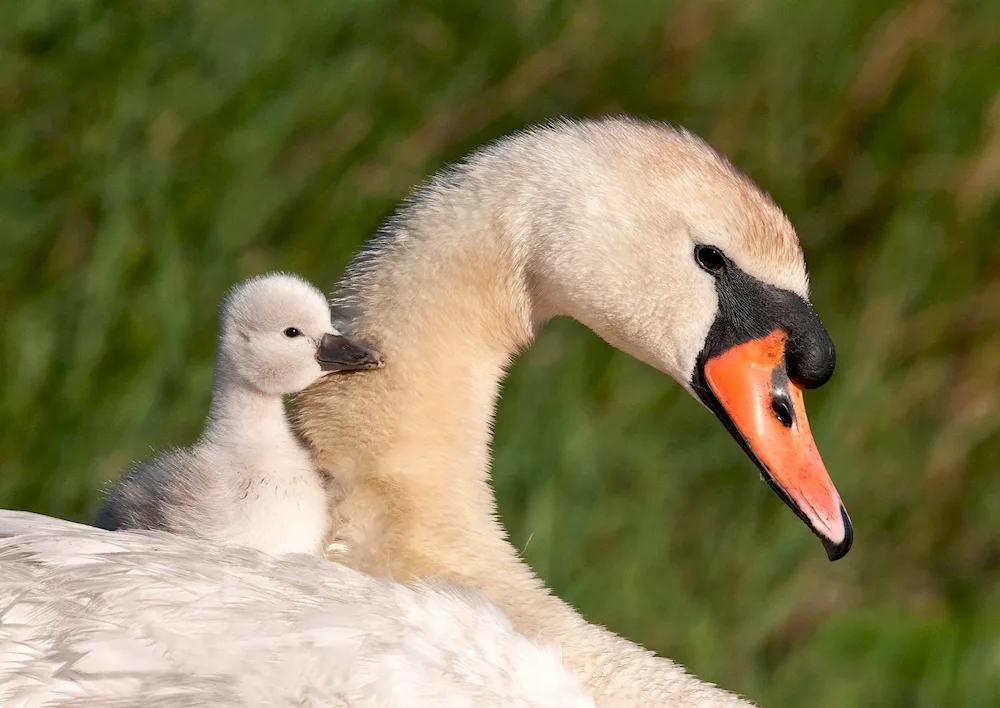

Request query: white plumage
[{"left": 0, "top": 511, "right": 593, "bottom": 708}]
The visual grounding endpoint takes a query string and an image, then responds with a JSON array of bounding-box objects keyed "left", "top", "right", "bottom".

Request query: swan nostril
[{"left": 771, "top": 395, "right": 794, "bottom": 428}]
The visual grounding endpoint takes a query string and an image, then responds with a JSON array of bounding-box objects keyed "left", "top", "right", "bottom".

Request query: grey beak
[{"left": 317, "top": 333, "right": 384, "bottom": 372}]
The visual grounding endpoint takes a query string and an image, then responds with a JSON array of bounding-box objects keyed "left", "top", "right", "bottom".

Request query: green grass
[{"left": 2, "top": 0, "right": 1000, "bottom": 705}]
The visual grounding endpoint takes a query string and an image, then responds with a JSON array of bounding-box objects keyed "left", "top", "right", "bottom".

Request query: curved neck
[{"left": 295, "top": 160, "right": 750, "bottom": 707}]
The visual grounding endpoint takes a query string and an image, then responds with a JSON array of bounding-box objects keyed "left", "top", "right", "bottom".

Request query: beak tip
[{"left": 822, "top": 506, "right": 853, "bottom": 562}]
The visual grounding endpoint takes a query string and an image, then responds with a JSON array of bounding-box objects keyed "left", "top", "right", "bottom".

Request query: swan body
[
  {"left": 2, "top": 118, "right": 851, "bottom": 706},
  {"left": 0, "top": 510, "right": 593, "bottom": 708},
  {"left": 93, "top": 274, "right": 382, "bottom": 556},
  {"left": 296, "top": 117, "right": 849, "bottom": 706}
]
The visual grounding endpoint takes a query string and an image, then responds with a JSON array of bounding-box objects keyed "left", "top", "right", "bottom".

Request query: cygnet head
[{"left": 218, "top": 273, "right": 383, "bottom": 396}]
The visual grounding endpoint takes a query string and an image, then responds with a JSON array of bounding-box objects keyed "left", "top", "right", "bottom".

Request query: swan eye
[
  {"left": 695, "top": 246, "right": 726, "bottom": 274},
  {"left": 283, "top": 327, "right": 302, "bottom": 338}
]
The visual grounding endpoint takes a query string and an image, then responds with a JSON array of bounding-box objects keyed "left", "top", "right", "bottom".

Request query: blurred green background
[{"left": 2, "top": 0, "right": 1000, "bottom": 705}]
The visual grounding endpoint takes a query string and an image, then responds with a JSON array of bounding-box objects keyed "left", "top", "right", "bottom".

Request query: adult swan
[{"left": 0, "top": 118, "right": 850, "bottom": 707}]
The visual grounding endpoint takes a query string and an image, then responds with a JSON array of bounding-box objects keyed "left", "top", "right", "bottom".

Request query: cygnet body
[{"left": 94, "top": 273, "right": 383, "bottom": 556}]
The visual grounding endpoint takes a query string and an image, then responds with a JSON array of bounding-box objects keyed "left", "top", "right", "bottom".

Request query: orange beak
[{"left": 701, "top": 330, "right": 852, "bottom": 560}]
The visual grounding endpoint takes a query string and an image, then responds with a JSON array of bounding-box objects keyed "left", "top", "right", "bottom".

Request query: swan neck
[{"left": 295, "top": 157, "right": 748, "bottom": 706}]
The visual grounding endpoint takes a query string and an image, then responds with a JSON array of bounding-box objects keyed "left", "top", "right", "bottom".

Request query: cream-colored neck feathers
[{"left": 296, "top": 118, "right": 802, "bottom": 706}]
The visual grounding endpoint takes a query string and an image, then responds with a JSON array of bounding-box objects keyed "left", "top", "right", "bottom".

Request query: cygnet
[{"left": 93, "top": 273, "right": 383, "bottom": 556}]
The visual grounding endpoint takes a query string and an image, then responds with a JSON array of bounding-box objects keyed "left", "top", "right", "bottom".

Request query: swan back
[{"left": 0, "top": 511, "right": 593, "bottom": 708}]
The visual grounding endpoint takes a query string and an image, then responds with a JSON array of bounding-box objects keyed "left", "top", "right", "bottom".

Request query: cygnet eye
[{"left": 283, "top": 327, "right": 302, "bottom": 338}]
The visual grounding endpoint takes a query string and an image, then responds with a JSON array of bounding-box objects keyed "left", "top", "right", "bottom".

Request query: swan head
[
  {"left": 520, "top": 119, "right": 850, "bottom": 560},
  {"left": 219, "top": 273, "right": 384, "bottom": 395}
]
